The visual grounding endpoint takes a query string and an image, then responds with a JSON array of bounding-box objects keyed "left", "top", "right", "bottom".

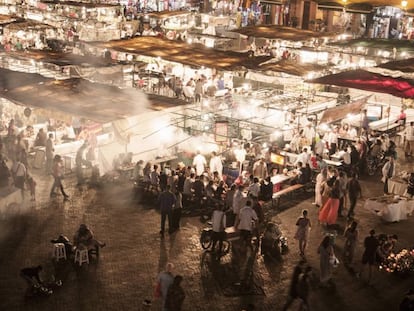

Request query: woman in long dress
[
  {"left": 314, "top": 168, "right": 328, "bottom": 207},
  {"left": 343, "top": 220, "right": 358, "bottom": 265},
  {"left": 318, "top": 235, "right": 334, "bottom": 284},
  {"left": 319, "top": 180, "right": 340, "bottom": 225},
  {"left": 294, "top": 209, "right": 311, "bottom": 257}
]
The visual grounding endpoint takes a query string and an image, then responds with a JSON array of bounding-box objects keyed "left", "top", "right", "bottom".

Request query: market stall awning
[
  {"left": 319, "top": 95, "right": 370, "bottom": 124},
  {"left": 315, "top": 0, "right": 414, "bottom": 10},
  {"left": 92, "top": 37, "right": 272, "bottom": 71},
  {"left": 257, "top": 59, "right": 327, "bottom": 77},
  {"left": 307, "top": 69, "right": 414, "bottom": 99},
  {"left": 377, "top": 58, "right": 414, "bottom": 73},
  {"left": 0, "top": 68, "right": 51, "bottom": 90},
  {"left": 232, "top": 25, "right": 333, "bottom": 41},
  {"left": 0, "top": 77, "right": 153, "bottom": 123},
  {"left": 328, "top": 38, "right": 414, "bottom": 52},
  {"left": 7, "top": 49, "right": 118, "bottom": 67}
]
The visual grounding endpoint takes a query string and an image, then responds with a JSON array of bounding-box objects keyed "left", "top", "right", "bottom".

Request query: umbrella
[{"left": 307, "top": 69, "right": 414, "bottom": 99}]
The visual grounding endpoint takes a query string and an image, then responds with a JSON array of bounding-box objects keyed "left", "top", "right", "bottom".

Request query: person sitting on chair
[
  {"left": 51, "top": 234, "right": 73, "bottom": 257},
  {"left": 73, "top": 224, "right": 105, "bottom": 256}
]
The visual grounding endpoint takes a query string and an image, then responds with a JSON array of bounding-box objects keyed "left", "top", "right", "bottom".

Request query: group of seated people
[
  {"left": 49, "top": 224, "right": 106, "bottom": 258},
  {"left": 20, "top": 224, "right": 106, "bottom": 295}
]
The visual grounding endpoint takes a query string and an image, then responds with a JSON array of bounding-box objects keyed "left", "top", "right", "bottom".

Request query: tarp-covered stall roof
[
  {"left": 0, "top": 77, "right": 151, "bottom": 123},
  {"left": 308, "top": 69, "right": 414, "bottom": 99},
  {"left": 315, "top": 0, "right": 414, "bottom": 10},
  {"left": 0, "top": 68, "right": 51, "bottom": 90},
  {"left": 377, "top": 58, "right": 414, "bottom": 73},
  {"left": 232, "top": 25, "right": 333, "bottom": 41},
  {"left": 258, "top": 60, "right": 328, "bottom": 77},
  {"left": 6, "top": 50, "right": 118, "bottom": 67},
  {"left": 319, "top": 96, "right": 370, "bottom": 123},
  {"left": 92, "top": 36, "right": 271, "bottom": 71}
]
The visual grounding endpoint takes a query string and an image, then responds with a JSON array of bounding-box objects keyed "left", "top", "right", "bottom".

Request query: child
[{"left": 26, "top": 175, "right": 36, "bottom": 201}]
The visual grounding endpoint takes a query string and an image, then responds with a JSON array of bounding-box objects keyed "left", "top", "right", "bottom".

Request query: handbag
[
  {"left": 329, "top": 255, "right": 340, "bottom": 268},
  {"left": 154, "top": 281, "right": 162, "bottom": 298}
]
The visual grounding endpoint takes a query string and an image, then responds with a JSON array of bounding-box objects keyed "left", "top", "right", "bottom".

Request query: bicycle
[{"left": 200, "top": 223, "right": 231, "bottom": 257}]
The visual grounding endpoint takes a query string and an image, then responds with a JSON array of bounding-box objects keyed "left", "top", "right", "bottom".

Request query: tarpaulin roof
[
  {"left": 232, "top": 25, "right": 333, "bottom": 41},
  {"left": 320, "top": 95, "right": 370, "bottom": 123},
  {"left": 0, "top": 77, "right": 152, "bottom": 123},
  {"left": 0, "top": 68, "right": 51, "bottom": 90},
  {"left": 377, "top": 58, "right": 414, "bottom": 73},
  {"left": 93, "top": 36, "right": 271, "bottom": 71},
  {"left": 315, "top": 0, "right": 414, "bottom": 10},
  {"left": 328, "top": 38, "right": 414, "bottom": 52},
  {"left": 308, "top": 69, "right": 414, "bottom": 99},
  {"left": 7, "top": 50, "right": 118, "bottom": 67},
  {"left": 258, "top": 59, "right": 328, "bottom": 77}
]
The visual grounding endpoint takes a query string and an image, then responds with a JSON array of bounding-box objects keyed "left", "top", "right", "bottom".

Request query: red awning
[{"left": 308, "top": 69, "right": 414, "bottom": 99}]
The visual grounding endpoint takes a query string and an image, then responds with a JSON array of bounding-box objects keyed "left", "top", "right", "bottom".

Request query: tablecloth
[{"left": 364, "top": 197, "right": 414, "bottom": 222}]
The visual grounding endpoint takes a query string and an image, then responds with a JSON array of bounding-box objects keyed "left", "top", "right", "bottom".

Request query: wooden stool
[
  {"left": 53, "top": 243, "right": 67, "bottom": 261},
  {"left": 74, "top": 248, "right": 89, "bottom": 266}
]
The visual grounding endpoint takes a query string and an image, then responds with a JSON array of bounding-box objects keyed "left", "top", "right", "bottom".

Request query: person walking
[
  {"left": 294, "top": 209, "right": 311, "bottom": 258},
  {"left": 170, "top": 190, "right": 182, "bottom": 232},
  {"left": 282, "top": 262, "right": 304, "bottom": 311},
  {"left": 158, "top": 185, "right": 176, "bottom": 238},
  {"left": 232, "top": 185, "right": 246, "bottom": 226},
  {"left": 347, "top": 172, "right": 362, "bottom": 219},
  {"left": 297, "top": 266, "right": 312, "bottom": 310},
  {"left": 155, "top": 263, "right": 174, "bottom": 311},
  {"left": 237, "top": 200, "right": 258, "bottom": 249},
  {"left": 319, "top": 180, "right": 340, "bottom": 226},
  {"left": 318, "top": 235, "right": 335, "bottom": 286},
  {"left": 192, "top": 150, "right": 206, "bottom": 177},
  {"left": 343, "top": 221, "right": 359, "bottom": 266},
  {"left": 404, "top": 121, "right": 414, "bottom": 158},
  {"left": 45, "top": 133, "right": 54, "bottom": 175},
  {"left": 358, "top": 229, "right": 379, "bottom": 284},
  {"left": 382, "top": 156, "right": 396, "bottom": 195},
  {"left": 314, "top": 168, "right": 328, "bottom": 208},
  {"left": 12, "top": 157, "right": 26, "bottom": 199},
  {"left": 337, "top": 171, "right": 348, "bottom": 218},
  {"left": 211, "top": 203, "right": 226, "bottom": 255},
  {"left": 165, "top": 275, "right": 185, "bottom": 311},
  {"left": 50, "top": 155, "right": 69, "bottom": 200}
]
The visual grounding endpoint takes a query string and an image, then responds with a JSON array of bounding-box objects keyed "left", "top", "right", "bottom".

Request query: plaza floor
[{"left": 0, "top": 157, "right": 414, "bottom": 311}]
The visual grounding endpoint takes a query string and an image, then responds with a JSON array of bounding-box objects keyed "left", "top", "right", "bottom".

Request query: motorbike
[
  {"left": 260, "top": 222, "right": 288, "bottom": 259},
  {"left": 25, "top": 279, "right": 62, "bottom": 298},
  {"left": 366, "top": 151, "right": 387, "bottom": 176}
]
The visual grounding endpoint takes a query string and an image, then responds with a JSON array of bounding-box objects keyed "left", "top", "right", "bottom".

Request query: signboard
[{"left": 215, "top": 121, "right": 228, "bottom": 143}]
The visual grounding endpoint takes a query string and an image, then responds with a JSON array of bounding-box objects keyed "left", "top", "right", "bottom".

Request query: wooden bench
[{"left": 272, "top": 184, "right": 304, "bottom": 208}]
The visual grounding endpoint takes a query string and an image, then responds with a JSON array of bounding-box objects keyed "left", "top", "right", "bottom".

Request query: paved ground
[{"left": 1, "top": 154, "right": 414, "bottom": 311}]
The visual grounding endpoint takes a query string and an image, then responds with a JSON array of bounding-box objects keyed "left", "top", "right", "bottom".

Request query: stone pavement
[{"left": 1, "top": 157, "right": 414, "bottom": 311}]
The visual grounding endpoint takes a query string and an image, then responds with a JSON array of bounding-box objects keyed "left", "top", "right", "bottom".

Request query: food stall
[{"left": 365, "top": 195, "right": 414, "bottom": 223}]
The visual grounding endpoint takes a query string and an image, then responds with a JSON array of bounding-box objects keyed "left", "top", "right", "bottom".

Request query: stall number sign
[{"left": 215, "top": 121, "right": 228, "bottom": 143}]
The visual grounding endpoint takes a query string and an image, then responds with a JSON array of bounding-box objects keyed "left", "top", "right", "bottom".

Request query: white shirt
[
  {"left": 338, "top": 150, "right": 351, "bottom": 165},
  {"left": 212, "top": 210, "right": 226, "bottom": 232},
  {"left": 303, "top": 126, "right": 315, "bottom": 142},
  {"left": 209, "top": 155, "right": 223, "bottom": 177},
  {"left": 238, "top": 206, "right": 258, "bottom": 231},
  {"left": 233, "top": 190, "right": 246, "bottom": 215},
  {"left": 193, "top": 154, "right": 207, "bottom": 176},
  {"left": 327, "top": 132, "right": 338, "bottom": 145},
  {"left": 183, "top": 177, "right": 194, "bottom": 195},
  {"left": 295, "top": 152, "right": 309, "bottom": 166},
  {"left": 248, "top": 182, "right": 260, "bottom": 197}
]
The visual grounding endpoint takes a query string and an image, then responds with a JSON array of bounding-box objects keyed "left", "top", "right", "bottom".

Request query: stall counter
[{"left": 364, "top": 196, "right": 414, "bottom": 222}]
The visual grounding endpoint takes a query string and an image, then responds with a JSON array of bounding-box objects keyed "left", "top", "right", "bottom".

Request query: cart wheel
[
  {"left": 221, "top": 240, "right": 231, "bottom": 255},
  {"left": 200, "top": 230, "right": 213, "bottom": 249},
  {"left": 367, "top": 165, "right": 376, "bottom": 176}
]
